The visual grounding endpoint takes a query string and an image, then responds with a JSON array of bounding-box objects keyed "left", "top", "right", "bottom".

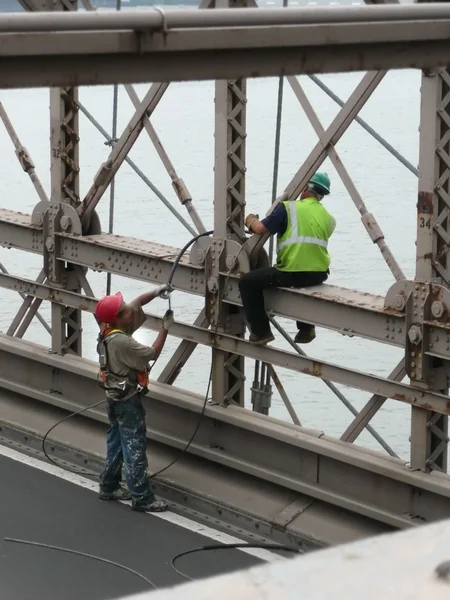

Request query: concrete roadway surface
[{"left": 0, "top": 448, "right": 275, "bottom": 600}]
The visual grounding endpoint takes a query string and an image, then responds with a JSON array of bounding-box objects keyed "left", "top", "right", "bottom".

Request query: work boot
[
  {"left": 131, "top": 499, "right": 168, "bottom": 513},
  {"left": 99, "top": 486, "right": 132, "bottom": 501},
  {"left": 294, "top": 326, "right": 316, "bottom": 344},
  {"left": 249, "top": 332, "right": 275, "bottom": 345}
]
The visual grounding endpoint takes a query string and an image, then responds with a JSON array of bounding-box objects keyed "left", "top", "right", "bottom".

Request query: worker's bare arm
[
  {"left": 136, "top": 284, "right": 171, "bottom": 308},
  {"left": 249, "top": 220, "right": 269, "bottom": 235},
  {"left": 152, "top": 309, "right": 174, "bottom": 360},
  {"left": 152, "top": 328, "right": 169, "bottom": 361},
  {"left": 245, "top": 213, "right": 270, "bottom": 235}
]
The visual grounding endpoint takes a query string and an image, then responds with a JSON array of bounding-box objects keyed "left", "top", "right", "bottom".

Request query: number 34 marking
[{"left": 419, "top": 217, "right": 431, "bottom": 229}]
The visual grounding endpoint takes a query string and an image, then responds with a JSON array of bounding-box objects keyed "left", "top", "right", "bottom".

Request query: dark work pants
[
  {"left": 99, "top": 393, "right": 154, "bottom": 506},
  {"left": 238, "top": 267, "right": 328, "bottom": 337}
]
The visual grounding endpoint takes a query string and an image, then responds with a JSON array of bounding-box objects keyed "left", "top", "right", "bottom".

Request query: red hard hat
[{"left": 95, "top": 292, "right": 124, "bottom": 324}]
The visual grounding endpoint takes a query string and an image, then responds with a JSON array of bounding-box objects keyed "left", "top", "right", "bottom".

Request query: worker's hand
[
  {"left": 154, "top": 284, "right": 172, "bottom": 299},
  {"left": 162, "top": 309, "right": 174, "bottom": 331},
  {"left": 245, "top": 214, "right": 259, "bottom": 231}
]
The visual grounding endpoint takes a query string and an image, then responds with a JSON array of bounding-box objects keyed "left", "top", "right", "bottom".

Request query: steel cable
[
  {"left": 76, "top": 100, "right": 196, "bottom": 237},
  {"left": 308, "top": 74, "right": 418, "bottom": 177},
  {"left": 259, "top": 0, "right": 288, "bottom": 394}
]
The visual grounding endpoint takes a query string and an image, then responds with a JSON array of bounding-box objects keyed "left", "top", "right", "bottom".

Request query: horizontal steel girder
[
  {"left": 2, "top": 9, "right": 450, "bottom": 86},
  {"left": 1, "top": 271, "right": 450, "bottom": 415},
  {"left": 1, "top": 332, "right": 450, "bottom": 530},
  {"left": 2, "top": 208, "right": 450, "bottom": 356}
]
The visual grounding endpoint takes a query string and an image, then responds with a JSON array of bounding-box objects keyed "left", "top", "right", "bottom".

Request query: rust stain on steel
[
  {"left": 302, "top": 362, "right": 322, "bottom": 378},
  {"left": 430, "top": 284, "right": 446, "bottom": 302},
  {"left": 426, "top": 319, "right": 450, "bottom": 330},
  {"left": 417, "top": 191, "right": 433, "bottom": 213},
  {"left": 393, "top": 392, "right": 450, "bottom": 416},
  {"left": 393, "top": 393, "right": 409, "bottom": 402}
]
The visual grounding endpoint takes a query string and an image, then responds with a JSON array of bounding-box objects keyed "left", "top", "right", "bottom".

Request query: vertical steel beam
[
  {"left": 16, "top": 0, "right": 82, "bottom": 355},
  {"left": 49, "top": 0, "right": 81, "bottom": 355},
  {"left": 410, "top": 65, "right": 450, "bottom": 471},
  {"left": 209, "top": 0, "right": 247, "bottom": 407}
]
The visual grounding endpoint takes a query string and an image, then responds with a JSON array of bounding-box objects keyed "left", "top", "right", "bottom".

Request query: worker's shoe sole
[
  {"left": 131, "top": 499, "right": 168, "bottom": 513},
  {"left": 249, "top": 332, "right": 275, "bottom": 345},
  {"left": 99, "top": 487, "right": 132, "bottom": 501},
  {"left": 294, "top": 327, "right": 316, "bottom": 344}
]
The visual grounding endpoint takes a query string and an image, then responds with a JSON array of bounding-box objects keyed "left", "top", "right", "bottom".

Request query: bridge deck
[{"left": 0, "top": 450, "right": 265, "bottom": 599}]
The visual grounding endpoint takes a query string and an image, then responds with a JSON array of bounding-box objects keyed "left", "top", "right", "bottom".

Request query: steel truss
[
  {"left": 0, "top": 0, "right": 449, "bottom": 521},
  {"left": 3, "top": 6, "right": 450, "bottom": 87}
]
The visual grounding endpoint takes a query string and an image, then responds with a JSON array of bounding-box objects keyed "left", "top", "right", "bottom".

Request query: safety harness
[{"left": 97, "top": 325, "right": 151, "bottom": 400}]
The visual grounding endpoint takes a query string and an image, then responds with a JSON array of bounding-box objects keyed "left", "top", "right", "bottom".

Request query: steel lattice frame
[
  {"left": 210, "top": 0, "right": 248, "bottom": 407},
  {"left": 0, "top": 0, "right": 449, "bottom": 482}
]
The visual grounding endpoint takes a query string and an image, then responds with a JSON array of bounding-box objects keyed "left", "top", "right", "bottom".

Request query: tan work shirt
[{"left": 104, "top": 299, "right": 155, "bottom": 399}]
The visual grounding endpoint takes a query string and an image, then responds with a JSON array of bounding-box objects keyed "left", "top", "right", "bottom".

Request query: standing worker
[
  {"left": 239, "top": 172, "right": 336, "bottom": 345},
  {"left": 95, "top": 285, "right": 173, "bottom": 513}
]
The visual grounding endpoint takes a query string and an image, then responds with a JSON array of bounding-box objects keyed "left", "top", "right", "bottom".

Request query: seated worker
[
  {"left": 95, "top": 285, "right": 173, "bottom": 513},
  {"left": 239, "top": 171, "right": 336, "bottom": 345}
]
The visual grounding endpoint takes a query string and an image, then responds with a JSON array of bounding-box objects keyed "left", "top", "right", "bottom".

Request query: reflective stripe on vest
[
  {"left": 276, "top": 197, "right": 335, "bottom": 273},
  {"left": 277, "top": 201, "right": 328, "bottom": 253}
]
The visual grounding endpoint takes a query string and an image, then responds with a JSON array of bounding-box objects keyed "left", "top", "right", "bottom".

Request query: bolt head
[
  {"left": 408, "top": 325, "right": 422, "bottom": 345},
  {"left": 207, "top": 277, "right": 218, "bottom": 293},
  {"left": 45, "top": 237, "right": 54, "bottom": 252},
  {"left": 226, "top": 254, "right": 237, "bottom": 270},
  {"left": 60, "top": 215, "right": 71, "bottom": 231},
  {"left": 394, "top": 294, "right": 405, "bottom": 311},
  {"left": 431, "top": 301, "right": 445, "bottom": 318}
]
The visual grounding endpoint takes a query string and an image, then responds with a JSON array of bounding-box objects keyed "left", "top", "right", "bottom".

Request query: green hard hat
[{"left": 308, "top": 171, "right": 331, "bottom": 195}]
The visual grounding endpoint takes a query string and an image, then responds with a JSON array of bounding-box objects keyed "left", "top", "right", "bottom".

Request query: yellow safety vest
[{"left": 276, "top": 198, "right": 336, "bottom": 272}]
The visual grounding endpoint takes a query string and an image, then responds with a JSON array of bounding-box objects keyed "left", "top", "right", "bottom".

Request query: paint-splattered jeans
[{"left": 99, "top": 393, "right": 155, "bottom": 506}]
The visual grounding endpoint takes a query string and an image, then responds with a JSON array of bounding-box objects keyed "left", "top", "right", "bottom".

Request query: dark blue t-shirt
[{"left": 261, "top": 203, "right": 288, "bottom": 236}]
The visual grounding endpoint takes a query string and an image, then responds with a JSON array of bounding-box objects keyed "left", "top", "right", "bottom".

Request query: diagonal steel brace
[{"left": 80, "top": 82, "right": 169, "bottom": 228}]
